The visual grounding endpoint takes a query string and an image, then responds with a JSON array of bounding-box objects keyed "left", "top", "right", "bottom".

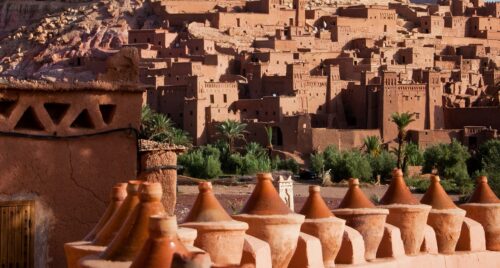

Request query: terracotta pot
[
  {"left": 100, "top": 182, "right": 166, "bottom": 261},
  {"left": 427, "top": 208, "right": 465, "bottom": 254},
  {"left": 301, "top": 218, "right": 345, "bottom": 267},
  {"left": 332, "top": 208, "right": 388, "bottom": 261},
  {"left": 234, "top": 173, "right": 304, "bottom": 268},
  {"left": 460, "top": 176, "right": 500, "bottom": 251},
  {"left": 64, "top": 242, "right": 106, "bottom": 268},
  {"left": 299, "top": 186, "right": 345, "bottom": 267},
  {"left": 84, "top": 183, "right": 128, "bottom": 241},
  {"left": 421, "top": 175, "right": 465, "bottom": 254},
  {"left": 181, "top": 182, "right": 248, "bottom": 266},
  {"left": 379, "top": 204, "right": 431, "bottom": 255},
  {"left": 178, "top": 227, "right": 198, "bottom": 247},
  {"left": 130, "top": 215, "right": 190, "bottom": 268},
  {"left": 378, "top": 169, "right": 431, "bottom": 255},
  {"left": 233, "top": 213, "right": 304, "bottom": 268},
  {"left": 460, "top": 203, "right": 500, "bottom": 251},
  {"left": 181, "top": 220, "right": 248, "bottom": 266},
  {"left": 93, "top": 180, "right": 142, "bottom": 246}
]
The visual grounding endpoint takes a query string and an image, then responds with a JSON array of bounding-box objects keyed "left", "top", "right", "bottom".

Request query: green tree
[
  {"left": 404, "top": 142, "right": 424, "bottom": 166},
  {"left": 391, "top": 112, "right": 415, "bottom": 169},
  {"left": 368, "top": 150, "right": 397, "bottom": 181},
  {"left": 363, "top": 136, "right": 381, "bottom": 156},
  {"left": 474, "top": 140, "right": 500, "bottom": 196},
  {"left": 423, "top": 140, "right": 472, "bottom": 194},
  {"left": 310, "top": 152, "right": 326, "bottom": 177},
  {"left": 178, "top": 147, "right": 222, "bottom": 179},
  {"left": 216, "top": 120, "right": 248, "bottom": 153},
  {"left": 140, "top": 105, "right": 191, "bottom": 146}
]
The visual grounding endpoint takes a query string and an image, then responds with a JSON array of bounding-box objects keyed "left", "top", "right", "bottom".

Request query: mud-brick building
[{"left": 0, "top": 81, "right": 143, "bottom": 267}]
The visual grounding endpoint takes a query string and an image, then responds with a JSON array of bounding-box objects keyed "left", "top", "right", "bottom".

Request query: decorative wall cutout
[
  {"left": 14, "top": 106, "right": 45, "bottom": 131},
  {"left": 0, "top": 99, "right": 17, "bottom": 118},
  {"left": 99, "top": 104, "right": 116, "bottom": 125},
  {"left": 70, "top": 109, "right": 95, "bottom": 129},
  {"left": 44, "top": 102, "right": 70, "bottom": 125}
]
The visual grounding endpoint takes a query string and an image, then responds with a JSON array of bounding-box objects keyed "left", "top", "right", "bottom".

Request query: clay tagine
[
  {"left": 421, "top": 175, "right": 465, "bottom": 254},
  {"left": 84, "top": 183, "right": 128, "bottom": 241},
  {"left": 79, "top": 182, "right": 166, "bottom": 268},
  {"left": 64, "top": 181, "right": 138, "bottom": 268},
  {"left": 299, "top": 185, "right": 345, "bottom": 268},
  {"left": 180, "top": 182, "right": 248, "bottom": 267},
  {"left": 332, "top": 178, "right": 388, "bottom": 261},
  {"left": 378, "top": 169, "right": 431, "bottom": 255},
  {"left": 233, "top": 173, "right": 305, "bottom": 268},
  {"left": 130, "top": 215, "right": 191, "bottom": 268},
  {"left": 460, "top": 176, "right": 500, "bottom": 251}
]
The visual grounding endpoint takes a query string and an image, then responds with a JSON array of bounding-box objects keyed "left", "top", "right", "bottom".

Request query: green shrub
[
  {"left": 178, "top": 148, "right": 222, "bottom": 179},
  {"left": 275, "top": 158, "right": 300, "bottom": 174},
  {"left": 474, "top": 140, "right": 500, "bottom": 196},
  {"left": 310, "top": 152, "right": 326, "bottom": 176},
  {"left": 405, "top": 176, "right": 466, "bottom": 194},
  {"left": 404, "top": 142, "right": 424, "bottom": 166},
  {"left": 368, "top": 150, "right": 396, "bottom": 181},
  {"left": 422, "top": 140, "right": 473, "bottom": 194}
]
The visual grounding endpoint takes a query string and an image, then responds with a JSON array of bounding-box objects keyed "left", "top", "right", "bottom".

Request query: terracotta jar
[
  {"left": 233, "top": 173, "right": 305, "bottom": 268},
  {"left": 332, "top": 178, "right": 388, "bottom": 261},
  {"left": 460, "top": 176, "right": 500, "bottom": 251},
  {"left": 64, "top": 181, "right": 137, "bottom": 268},
  {"left": 181, "top": 182, "right": 248, "bottom": 267},
  {"left": 299, "top": 185, "right": 345, "bottom": 268},
  {"left": 378, "top": 169, "right": 431, "bottom": 255},
  {"left": 421, "top": 175, "right": 465, "bottom": 254},
  {"left": 130, "top": 215, "right": 190, "bottom": 267},
  {"left": 93, "top": 180, "right": 142, "bottom": 246}
]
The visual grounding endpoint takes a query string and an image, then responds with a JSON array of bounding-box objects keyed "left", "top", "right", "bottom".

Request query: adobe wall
[
  {"left": 310, "top": 128, "right": 381, "bottom": 152},
  {"left": 444, "top": 107, "right": 500, "bottom": 129},
  {"left": 0, "top": 83, "right": 143, "bottom": 267}
]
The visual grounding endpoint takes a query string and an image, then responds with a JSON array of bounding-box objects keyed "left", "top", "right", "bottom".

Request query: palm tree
[
  {"left": 391, "top": 112, "right": 416, "bottom": 169},
  {"left": 216, "top": 120, "right": 248, "bottom": 153},
  {"left": 363, "top": 136, "right": 381, "bottom": 156},
  {"left": 264, "top": 125, "right": 273, "bottom": 157}
]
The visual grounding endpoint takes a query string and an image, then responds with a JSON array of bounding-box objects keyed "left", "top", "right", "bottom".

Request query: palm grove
[{"left": 140, "top": 106, "right": 500, "bottom": 196}]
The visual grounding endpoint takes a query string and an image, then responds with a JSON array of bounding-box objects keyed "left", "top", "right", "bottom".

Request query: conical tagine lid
[
  {"left": 84, "top": 182, "right": 128, "bottom": 241},
  {"left": 379, "top": 169, "right": 419, "bottom": 205},
  {"left": 467, "top": 176, "right": 500, "bottom": 204},
  {"left": 93, "top": 180, "right": 142, "bottom": 246},
  {"left": 101, "top": 182, "right": 166, "bottom": 261},
  {"left": 299, "top": 186, "right": 334, "bottom": 219},
  {"left": 240, "top": 173, "right": 292, "bottom": 215},
  {"left": 183, "top": 182, "right": 232, "bottom": 222},
  {"left": 338, "top": 178, "right": 375, "bottom": 209},
  {"left": 421, "top": 175, "right": 456, "bottom": 209},
  {"left": 130, "top": 215, "right": 191, "bottom": 268}
]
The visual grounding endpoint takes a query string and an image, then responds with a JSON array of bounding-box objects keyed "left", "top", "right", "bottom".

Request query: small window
[
  {"left": 415, "top": 113, "right": 420, "bottom": 119},
  {"left": 210, "top": 95, "right": 215, "bottom": 104},
  {"left": 223, "top": 94, "right": 227, "bottom": 103}
]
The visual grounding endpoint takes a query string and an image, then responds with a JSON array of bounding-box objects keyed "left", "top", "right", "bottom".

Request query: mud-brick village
[{"left": 0, "top": 0, "right": 500, "bottom": 267}]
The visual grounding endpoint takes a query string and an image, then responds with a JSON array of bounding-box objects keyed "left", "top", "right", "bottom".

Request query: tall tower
[
  {"left": 423, "top": 70, "right": 444, "bottom": 129},
  {"left": 381, "top": 71, "right": 399, "bottom": 142},
  {"left": 293, "top": 0, "right": 306, "bottom": 27}
]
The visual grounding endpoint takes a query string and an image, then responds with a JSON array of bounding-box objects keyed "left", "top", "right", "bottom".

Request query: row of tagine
[{"left": 64, "top": 169, "right": 500, "bottom": 268}]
